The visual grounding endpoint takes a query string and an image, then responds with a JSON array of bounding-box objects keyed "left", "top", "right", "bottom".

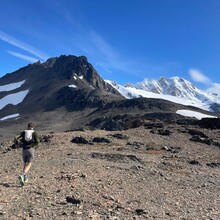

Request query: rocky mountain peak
[
  {"left": 0, "top": 55, "right": 124, "bottom": 120},
  {"left": 42, "top": 57, "right": 58, "bottom": 68}
]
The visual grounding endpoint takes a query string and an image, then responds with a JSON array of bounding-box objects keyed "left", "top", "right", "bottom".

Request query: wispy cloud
[
  {"left": 7, "top": 51, "right": 39, "bottom": 63},
  {"left": 77, "top": 30, "right": 180, "bottom": 80},
  {"left": 89, "top": 31, "right": 119, "bottom": 61},
  {"left": 189, "top": 69, "right": 220, "bottom": 95},
  {"left": 189, "top": 68, "right": 211, "bottom": 84},
  {"left": 94, "top": 61, "right": 112, "bottom": 74},
  {"left": 83, "top": 31, "right": 144, "bottom": 75},
  {"left": 206, "top": 83, "right": 220, "bottom": 96},
  {"left": 0, "top": 30, "right": 48, "bottom": 61}
]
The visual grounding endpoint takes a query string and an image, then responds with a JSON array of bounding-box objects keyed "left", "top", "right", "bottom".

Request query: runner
[{"left": 14, "top": 122, "right": 39, "bottom": 186}]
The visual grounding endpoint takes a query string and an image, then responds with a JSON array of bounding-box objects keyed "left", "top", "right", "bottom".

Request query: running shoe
[
  {"left": 18, "top": 175, "right": 24, "bottom": 186},
  {"left": 24, "top": 175, "right": 29, "bottom": 183}
]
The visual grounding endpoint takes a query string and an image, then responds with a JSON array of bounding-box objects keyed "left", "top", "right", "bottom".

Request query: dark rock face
[
  {"left": 88, "top": 98, "right": 194, "bottom": 131},
  {"left": 176, "top": 117, "right": 220, "bottom": 130},
  {"left": 89, "top": 110, "right": 186, "bottom": 131},
  {"left": 92, "top": 137, "right": 111, "bottom": 143},
  {"left": 93, "top": 115, "right": 144, "bottom": 131},
  {"left": 198, "top": 118, "right": 220, "bottom": 129},
  {"left": 189, "top": 135, "right": 220, "bottom": 147},
  {"left": 176, "top": 118, "right": 199, "bottom": 125},
  {"left": 209, "top": 103, "right": 220, "bottom": 113},
  {"left": 71, "top": 137, "right": 90, "bottom": 144},
  {"left": 189, "top": 160, "right": 201, "bottom": 165},
  {"left": 100, "top": 97, "right": 181, "bottom": 112},
  {"left": 111, "top": 133, "right": 128, "bottom": 140},
  {"left": 47, "top": 87, "right": 119, "bottom": 111},
  {"left": 156, "top": 129, "right": 172, "bottom": 136},
  {"left": 66, "top": 196, "right": 81, "bottom": 205},
  {"left": 206, "top": 162, "right": 220, "bottom": 168},
  {"left": 188, "top": 129, "right": 208, "bottom": 138}
]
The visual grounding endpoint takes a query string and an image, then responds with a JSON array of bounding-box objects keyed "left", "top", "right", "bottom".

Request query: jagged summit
[
  {"left": 106, "top": 77, "right": 220, "bottom": 113},
  {"left": 135, "top": 76, "right": 197, "bottom": 99}
]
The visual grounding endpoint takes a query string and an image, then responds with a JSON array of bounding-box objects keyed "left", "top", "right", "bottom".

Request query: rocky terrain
[
  {"left": 0, "top": 54, "right": 220, "bottom": 219},
  {"left": 0, "top": 120, "right": 220, "bottom": 220}
]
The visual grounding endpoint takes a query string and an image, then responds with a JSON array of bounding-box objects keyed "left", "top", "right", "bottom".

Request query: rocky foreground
[{"left": 0, "top": 121, "right": 220, "bottom": 220}]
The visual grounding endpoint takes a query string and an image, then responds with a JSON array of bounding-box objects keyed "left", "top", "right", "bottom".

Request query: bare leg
[{"left": 23, "top": 162, "right": 32, "bottom": 174}]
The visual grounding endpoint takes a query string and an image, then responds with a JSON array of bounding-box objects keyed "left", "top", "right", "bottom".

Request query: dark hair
[{"left": 28, "top": 122, "right": 35, "bottom": 129}]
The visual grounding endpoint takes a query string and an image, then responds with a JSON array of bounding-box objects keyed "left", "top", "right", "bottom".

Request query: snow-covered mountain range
[
  {"left": 105, "top": 76, "right": 220, "bottom": 113},
  {"left": 0, "top": 56, "right": 218, "bottom": 125}
]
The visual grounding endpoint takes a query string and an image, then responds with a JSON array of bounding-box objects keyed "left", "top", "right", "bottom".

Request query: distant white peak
[
  {"left": 171, "top": 76, "right": 196, "bottom": 87},
  {"left": 159, "top": 76, "right": 169, "bottom": 83},
  {"left": 170, "top": 76, "right": 184, "bottom": 81},
  {"left": 105, "top": 77, "right": 220, "bottom": 113},
  {"left": 135, "top": 78, "right": 162, "bottom": 94},
  {"left": 139, "top": 76, "right": 198, "bottom": 96},
  {"left": 0, "top": 80, "right": 25, "bottom": 92}
]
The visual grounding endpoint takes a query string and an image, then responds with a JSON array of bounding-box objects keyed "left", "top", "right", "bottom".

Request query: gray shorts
[{"left": 22, "top": 148, "right": 35, "bottom": 163}]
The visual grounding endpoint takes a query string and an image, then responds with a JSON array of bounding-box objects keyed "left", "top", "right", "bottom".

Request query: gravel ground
[{"left": 0, "top": 124, "right": 220, "bottom": 220}]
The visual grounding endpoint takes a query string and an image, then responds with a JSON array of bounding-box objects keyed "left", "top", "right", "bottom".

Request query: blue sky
[{"left": 0, "top": 0, "right": 220, "bottom": 91}]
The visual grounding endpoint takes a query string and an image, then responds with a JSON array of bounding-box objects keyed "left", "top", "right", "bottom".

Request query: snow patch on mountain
[
  {"left": 0, "top": 113, "right": 20, "bottom": 121},
  {"left": 0, "top": 80, "right": 25, "bottom": 92},
  {"left": 69, "top": 84, "right": 77, "bottom": 88},
  {"left": 176, "top": 110, "right": 216, "bottom": 120},
  {"left": 0, "top": 90, "right": 29, "bottom": 110}
]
